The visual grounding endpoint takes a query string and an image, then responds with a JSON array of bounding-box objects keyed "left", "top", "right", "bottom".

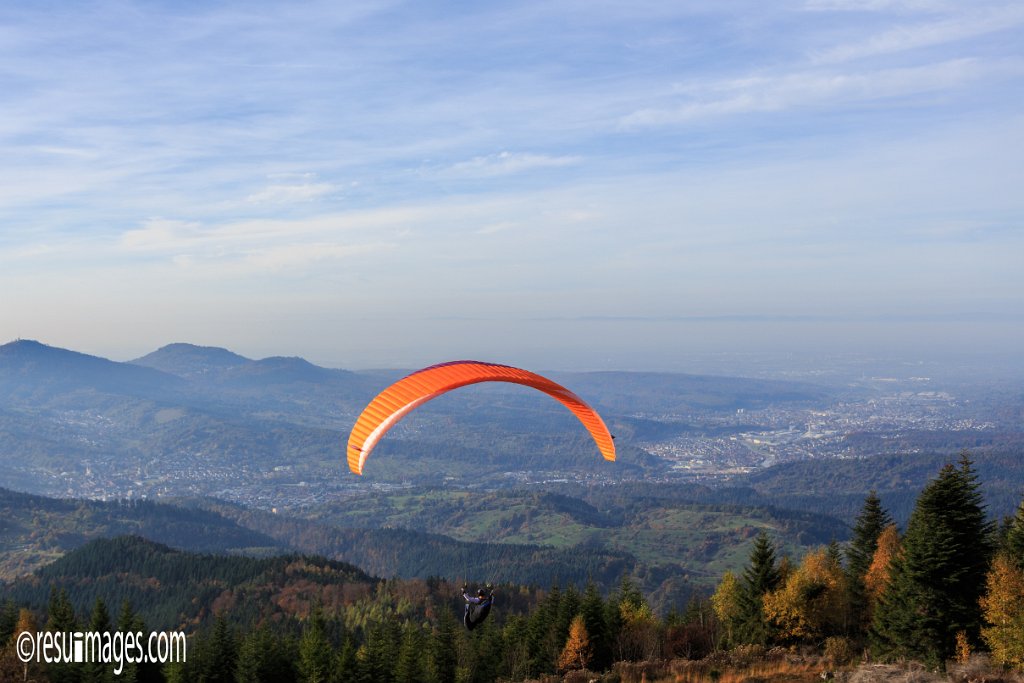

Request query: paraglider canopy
[{"left": 346, "top": 360, "right": 616, "bottom": 474}]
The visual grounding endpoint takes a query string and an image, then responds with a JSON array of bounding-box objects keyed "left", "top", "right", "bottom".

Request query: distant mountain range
[{"left": 0, "top": 338, "right": 839, "bottom": 494}]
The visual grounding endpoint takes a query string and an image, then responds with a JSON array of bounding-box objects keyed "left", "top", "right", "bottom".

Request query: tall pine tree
[
  {"left": 736, "top": 531, "right": 781, "bottom": 646},
  {"left": 1004, "top": 498, "right": 1024, "bottom": 568},
  {"left": 846, "top": 491, "right": 893, "bottom": 633},
  {"left": 871, "top": 454, "right": 993, "bottom": 668}
]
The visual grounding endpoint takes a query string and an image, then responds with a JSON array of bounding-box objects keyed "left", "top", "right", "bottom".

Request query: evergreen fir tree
[
  {"left": 47, "top": 588, "right": 80, "bottom": 683},
  {"left": 468, "top": 619, "right": 503, "bottom": 683},
  {"left": 871, "top": 455, "right": 994, "bottom": 668},
  {"left": 0, "top": 600, "right": 17, "bottom": 648},
  {"left": 115, "top": 601, "right": 161, "bottom": 683},
  {"left": 237, "top": 624, "right": 296, "bottom": 683},
  {"left": 199, "top": 614, "right": 238, "bottom": 683},
  {"left": 298, "top": 607, "right": 335, "bottom": 683},
  {"left": 364, "top": 620, "right": 399, "bottom": 683},
  {"left": 579, "top": 581, "right": 610, "bottom": 671},
  {"left": 48, "top": 587, "right": 78, "bottom": 632},
  {"left": 394, "top": 623, "right": 426, "bottom": 683},
  {"left": 500, "top": 614, "right": 531, "bottom": 682},
  {"left": 555, "top": 583, "right": 581, "bottom": 649},
  {"left": 1004, "top": 498, "right": 1024, "bottom": 568},
  {"left": 431, "top": 608, "right": 458, "bottom": 683},
  {"left": 846, "top": 491, "right": 893, "bottom": 633},
  {"left": 527, "top": 582, "right": 561, "bottom": 673},
  {"left": 736, "top": 531, "right": 781, "bottom": 645},
  {"left": 334, "top": 636, "right": 357, "bottom": 683},
  {"left": 82, "top": 598, "right": 114, "bottom": 683}
]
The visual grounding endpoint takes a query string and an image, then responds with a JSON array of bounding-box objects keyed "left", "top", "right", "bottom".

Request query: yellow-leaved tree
[
  {"left": 980, "top": 553, "right": 1024, "bottom": 668},
  {"left": 711, "top": 571, "right": 742, "bottom": 647},
  {"left": 763, "top": 547, "right": 849, "bottom": 643}
]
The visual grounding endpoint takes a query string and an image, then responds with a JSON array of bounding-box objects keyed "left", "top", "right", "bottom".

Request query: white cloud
[
  {"left": 812, "top": 6, "right": 1024, "bottom": 63},
  {"left": 245, "top": 181, "right": 336, "bottom": 204},
  {"left": 114, "top": 209, "right": 426, "bottom": 274},
  {"left": 802, "top": 0, "right": 956, "bottom": 11},
  {"left": 621, "top": 58, "right": 998, "bottom": 127},
  {"left": 475, "top": 221, "right": 517, "bottom": 235},
  {"left": 445, "top": 151, "right": 581, "bottom": 177}
]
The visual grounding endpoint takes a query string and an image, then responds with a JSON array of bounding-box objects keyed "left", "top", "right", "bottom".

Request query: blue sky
[{"left": 1, "top": 0, "right": 1021, "bottom": 370}]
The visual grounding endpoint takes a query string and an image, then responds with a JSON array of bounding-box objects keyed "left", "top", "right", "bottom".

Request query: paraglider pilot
[{"left": 462, "top": 585, "right": 494, "bottom": 630}]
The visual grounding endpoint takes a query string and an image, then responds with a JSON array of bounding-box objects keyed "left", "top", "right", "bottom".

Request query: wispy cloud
[
  {"left": 803, "top": 0, "right": 955, "bottom": 11},
  {"left": 245, "top": 181, "right": 337, "bottom": 204},
  {"left": 812, "top": 5, "right": 1024, "bottom": 63},
  {"left": 115, "top": 210, "right": 416, "bottom": 274},
  {"left": 443, "top": 151, "right": 582, "bottom": 178},
  {"left": 621, "top": 58, "right": 999, "bottom": 127}
]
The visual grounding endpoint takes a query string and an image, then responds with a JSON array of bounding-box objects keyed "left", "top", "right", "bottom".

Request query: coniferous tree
[
  {"left": 603, "top": 594, "right": 623, "bottom": 667},
  {"left": 468, "top": 619, "right": 503, "bottom": 683},
  {"left": 614, "top": 575, "right": 658, "bottom": 662},
  {"left": 299, "top": 607, "right": 334, "bottom": 683},
  {"left": 846, "top": 491, "right": 893, "bottom": 633},
  {"left": 500, "top": 615, "right": 531, "bottom": 683},
  {"left": 430, "top": 608, "right": 458, "bottom": 683},
  {"left": 527, "top": 582, "right": 561, "bottom": 672},
  {"left": 555, "top": 583, "right": 581, "bottom": 649},
  {"left": 334, "top": 636, "right": 358, "bottom": 683},
  {"left": 579, "top": 581, "right": 610, "bottom": 670},
  {"left": 237, "top": 624, "right": 296, "bottom": 683},
  {"left": 199, "top": 614, "right": 238, "bottom": 683},
  {"left": 394, "top": 623, "right": 426, "bottom": 683},
  {"left": 0, "top": 601, "right": 18, "bottom": 649},
  {"left": 48, "top": 587, "right": 78, "bottom": 632},
  {"left": 1005, "top": 498, "right": 1024, "bottom": 568},
  {"left": 364, "top": 620, "right": 399, "bottom": 683},
  {"left": 736, "top": 531, "right": 781, "bottom": 645},
  {"left": 871, "top": 455, "right": 994, "bottom": 668},
  {"left": 82, "top": 598, "right": 114, "bottom": 683},
  {"left": 47, "top": 588, "right": 80, "bottom": 683},
  {"left": 116, "top": 601, "right": 161, "bottom": 683}
]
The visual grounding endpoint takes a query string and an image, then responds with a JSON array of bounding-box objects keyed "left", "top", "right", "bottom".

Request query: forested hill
[
  {"left": 4, "top": 535, "right": 374, "bottom": 631},
  {"left": 739, "top": 449, "right": 1024, "bottom": 523},
  {"left": 0, "top": 487, "right": 284, "bottom": 579}
]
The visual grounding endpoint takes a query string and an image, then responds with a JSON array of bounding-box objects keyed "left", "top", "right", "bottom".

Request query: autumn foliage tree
[
  {"left": 980, "top": 554, "right": 1024, "bottom": 668},
  {"left": 981, "top": 494, "right": 1024, "bottom": 669},
  {"left": 763, "top": 547, "right": 849, "bottom": 644},
  {"left": 863, "top": 524, "right": 901, "bottom": 617},
  {"left": 711, "top": 571, "right": 742, "bottom": 648},
  {"left": 558, "top": 614, "right": 592, "bottom": 672}
]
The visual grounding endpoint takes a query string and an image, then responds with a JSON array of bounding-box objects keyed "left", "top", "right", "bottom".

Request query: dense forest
[{"left": 2, "top": 453, "right": 1024, "bottom": 682}]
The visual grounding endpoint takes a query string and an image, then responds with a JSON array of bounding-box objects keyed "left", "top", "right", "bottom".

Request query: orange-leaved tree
[{"left": 558, "top": 614, "right": 592, "bottom": 672}]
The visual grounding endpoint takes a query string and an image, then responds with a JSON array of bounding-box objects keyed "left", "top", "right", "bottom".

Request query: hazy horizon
[{"left": 1, "top": 1, "right": 1021, "bottom": 370}]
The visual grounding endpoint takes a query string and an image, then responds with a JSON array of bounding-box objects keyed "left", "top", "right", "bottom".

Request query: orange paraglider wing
[{"left": 347, "top": 360, "right": 616, "bottom": 474}]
